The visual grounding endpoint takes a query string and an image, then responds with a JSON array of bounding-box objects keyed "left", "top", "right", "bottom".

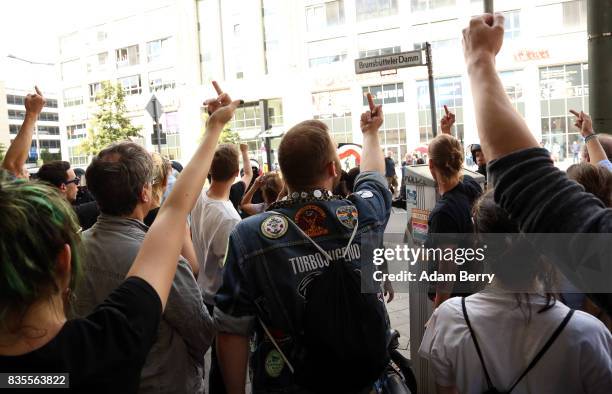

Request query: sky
[{"left": 0, "top": 0, "right": 172, "bottom": 92}]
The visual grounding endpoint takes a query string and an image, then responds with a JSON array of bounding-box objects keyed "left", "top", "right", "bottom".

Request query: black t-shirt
[
  {"left": 426, "top": 176, "right": 483, "bottom": 295},
  {"left": 0, "top": 277, "right": 162, "bottom": 393},
  {"left": 74, "top": 201, "right": 99, "bottom": 231},
  {"left": 229, "top": 181, "right": 264, "bottom": 216},
  {"left": 143, "top": 207, "right": 160, "bottom": 227},
  {"left": 384, "top": 157, "right": 396, "bottom": 177}
]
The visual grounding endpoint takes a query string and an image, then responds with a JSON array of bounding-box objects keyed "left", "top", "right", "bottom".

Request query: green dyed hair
[{"left": 0, "top": 177, "right": 82, "bottom": 334}]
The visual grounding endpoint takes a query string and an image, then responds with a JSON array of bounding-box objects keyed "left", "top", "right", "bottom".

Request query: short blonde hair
[{"left": 150, "top": 152, "right": 171, "bottom": 205}]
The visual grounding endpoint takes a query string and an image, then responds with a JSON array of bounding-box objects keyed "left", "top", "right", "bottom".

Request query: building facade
[
  {"left": 0, "top": 58, "right": 62, "bottom": 170},
  {"left": 195, "top": 0, "right": 589, "bottom": 166},
  {"left": 57, "top": 1, "right": 202, "bottom": 167}
]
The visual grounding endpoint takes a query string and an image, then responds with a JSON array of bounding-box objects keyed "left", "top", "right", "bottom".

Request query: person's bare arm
[
  {"left": 240, "top": 173, "right": 264, "bottom": 215},
  {"left": 2, "top": 86, "right": 45, "bottom": 178},
  {"left": 127, "top": 81, "right": 240, "bottom": 309},
  {"left": 440, "top": 105, "right": 455, "bottom": 136},
  {"left": 239, "top": 143, "right": 253, "bottom": 185},
  {"left": 570, "top": 110, "right": 608, "bottom": 165},
  {"left": 360, "top": 93, "right": 385, "bottom": 174},
  {"left": 180, "top": 222, "right": 200, "bottom": 278},
  {"left": 217, "top": 333, "right": 249, "bottom": 394},
  {"left": 463, "top": 14, "right": 538, "bottom": 161}
]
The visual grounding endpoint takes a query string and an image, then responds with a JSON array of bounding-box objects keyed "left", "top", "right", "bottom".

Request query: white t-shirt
[
  {"left": 191, "top": 190, "right": 241, "bottom": 305},
  {"left": 419, "top": 289, "right": 612, "bottom": 394}
]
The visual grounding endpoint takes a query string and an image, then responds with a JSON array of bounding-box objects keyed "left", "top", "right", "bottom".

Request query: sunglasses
[{"left": 65, "top": 177, "right": 80, "bottom": 186}]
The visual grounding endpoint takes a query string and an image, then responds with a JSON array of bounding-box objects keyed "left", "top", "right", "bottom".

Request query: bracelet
[{"left": 584, "top": 134, "right": 598, "bottom": 144}]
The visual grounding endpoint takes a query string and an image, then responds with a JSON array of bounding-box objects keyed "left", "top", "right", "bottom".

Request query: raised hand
[
  {"left": 570, "top": 110, "right": 594, "bottom": 138},
  {"left": 462, "top": 13, "right": 505, "bottom": 63},
  {"left": 25, "top": 86, "right": 45, "bottom": 117},
  {"left": 239, "top": 143, "right": 249, "bottom": 153},
  {"left": 440, "top": 105, "right": 456, "bottom": 135},
  {"left": 360, "top": 93, "right": 384, "bottom": 135},
  {"left": 203, "top": 81, "right": 242, "bottom": 127}
]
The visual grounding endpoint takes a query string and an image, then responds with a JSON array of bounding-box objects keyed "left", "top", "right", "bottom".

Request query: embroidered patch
[
  {"left": 261, "top": 215, "right": 288, "bottom": 239},
  {"left": 336, "top": 206, "right": 358, "bottom": 229},
  {"left": 265, "top": 349, "right": 285, "bottom": 378},
  {"left": 295, "top": 205, "right": 329, "bottom": 237},
  {"left": 355, "top": 190, "right": 374, "bottom": 199}
]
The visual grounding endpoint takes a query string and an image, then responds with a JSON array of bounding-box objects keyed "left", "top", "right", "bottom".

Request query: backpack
[
  {"left": 461, "top": 297, "right": 574, "bottom": 394},
  {"left": 260, "top": 211, "right": 389, "bottom": 393}
]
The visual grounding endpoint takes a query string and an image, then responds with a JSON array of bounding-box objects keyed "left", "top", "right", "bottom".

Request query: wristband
[{"left": 584, "top": 134, "right": 598, "bottom": 144}]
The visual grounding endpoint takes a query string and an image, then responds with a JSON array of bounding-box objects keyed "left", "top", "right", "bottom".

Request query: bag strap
[
  {"left": 507, "top": 308, "right": 574, "bottom": 392},
  {"left": 462, "top": 297, "right": 575, "bottom": 393},
  {"left": 461, "top": 297, "right": 495, "bottom": 391},
  {"left": 255, "top": 209, "right": 360, "bottom": 376}
]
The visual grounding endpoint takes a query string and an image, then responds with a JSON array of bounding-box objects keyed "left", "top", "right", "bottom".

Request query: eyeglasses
[{"left": 65, "top": 177, "right": 80, "bottom": 186}]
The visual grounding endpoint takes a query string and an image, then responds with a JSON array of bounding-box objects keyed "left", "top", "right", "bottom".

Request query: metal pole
[
  {"left": 425, "top": 43, "right": 437, "bottom": 139},
  {"left": 587, "top": 0, "right": 612, "bottom": 134},
  {"left": 484, "top": 0, "right": 494, "bottom": 14},
  {"left": 259, "top": 99, "right": 273, "bottom": 170},
  {"left": 152, "top": 97, "right": 161, "bottom": 154}
]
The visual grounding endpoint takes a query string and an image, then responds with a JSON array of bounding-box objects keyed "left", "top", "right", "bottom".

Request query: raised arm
[
  {"left": 360, "top": 93, "right": 385, "bottom": 174},
  {"left": 2, "top": 86, "right": 45, "bottom": 178},
  {"left": 240, "top": 173, "right": 265, "bottom": 215},
  {"left": 571, "top": 110, "right": 609, "bottom": 167},
  {"left": 239, "top": 143, "right": 253, "bottom": 185},
  {"left": 127, "top": 81, "right": 240, "bottom": 309},
  {"left": 463, "top": 14, "right": 538, "bottom": 161}
]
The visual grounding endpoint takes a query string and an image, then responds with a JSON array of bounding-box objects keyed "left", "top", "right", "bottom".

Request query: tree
[
  {"left": 40, "top": 149, "right": 61, "bottom": 164},
  {"left": 0, "top": 143, "right": 5, "bottom": 163},
  {"left": 80, "top": 82, "right": 142, "bottom": 156},
  {"left": 201, "top": 113, "right": 240, "bottom": 144}
]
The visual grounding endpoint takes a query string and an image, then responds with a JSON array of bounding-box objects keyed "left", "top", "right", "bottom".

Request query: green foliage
[
  {"left": 80, "top": 81, "right": 142, "bottom": 156},
  {"left": 39, "top": 149, "right": 61, "bottom": 164},
  {"left": 201, "top": 113, "right": 240, "bottom": 144},
  {"left": 0, "top": 143, "right": 6, "bottom": 163}
]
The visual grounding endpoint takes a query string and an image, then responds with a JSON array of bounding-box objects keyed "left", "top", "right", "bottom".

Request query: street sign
[
  {"left": 354, "top": 50, "right": 423, "bottom": 75},
  {"left": 145, "top": 95, "right": 163, "bottom": 120}
]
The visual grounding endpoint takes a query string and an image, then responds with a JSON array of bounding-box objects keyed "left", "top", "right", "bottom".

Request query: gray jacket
[{"left": 74, "top": 214, "right": 212, "bottom": 394}]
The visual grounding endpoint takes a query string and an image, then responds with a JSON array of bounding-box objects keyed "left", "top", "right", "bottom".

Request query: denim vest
[{"left": 214, "top": 171, "right": 392, "bottom": 392}]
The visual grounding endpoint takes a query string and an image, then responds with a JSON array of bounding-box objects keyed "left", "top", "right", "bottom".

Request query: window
[
  {"left": 88, "top": 52, "right": 108, "bottom": 73},
  {"left": 39, "top": 112, "right": 59, "bottom": 122},
  {"left": 9, "top": 124, "right": 20, "bottom": 134},
  {"left": 38, "top": 125, "right": 60, "bottom": 135},
  {"left": 232, "top": 103, "right": 261, "bottom": 130},
  {"left": 263, "top": 0, "right": 284, "bottom": 74},
  {"left": 359, "top": 46, "right": 401, "bottom": 59},
  {"left": 503, "top": 10, "right": 521, "bottom": 40},
  {"left": 6, "top": 95, "right": 24, "bottom": 105},
  {"left": 160, "top": 134, "right": 181, "bottom": 160},
  {"left": 61, "top": 60, "right": 81, "bottom": 80},
  {"left": 39, "top": 140, "right": 61, "bottom": 150},
  {"left": 417, "top": 76, "right": 464, "bottom": 143},
  {"left": 312, "top": 90, "right": 352, "bottom": 144},
  {"left": 539, "top": 63, "right": 589, "bottom": 162},
  {"left": 535, "top": 0, "right": 586, "bottom": 35},
  {"left": 233, "top": 24, "right": 241, "bottom": 37},
  {"left": 412, "top": 19, "right": 459, "bottom": 53},
  {"left": 97, "top": 30, "right": 107, "bottom": 41},
  {"left": 8, "top": 110, "right": 25, "bottom": 120},
  {"left": 500, "top": 71, "right": 525, "bottom": 116},
  {"left": 69, "top": 146, "right": 88, "bottom": 166},
  {"left": 379, "top": 113, "right": 407, "bottom": 158},
  {"left": 147, "top": 37, "right": 173, "bottom": 63},
  {"left": 306, "top": 1, "right": 345, "bottom": 32},
  {"left": 67, "top": 124, "right": 87, "bottom": 140},
  {"left": 149, "top": 69, "right": 176, "bottom": 92},
  {"left": 308, "top": 37, "right": 348, "bottom": 67},
  {"left": 411, "top": 0, "right": 455, "bottom": 12},
  {"left": 362, "top": 83, "right": 404, "bottom": 105},
  {"left": 119, "top": 75, "right": 142, "bottom": 95},
  {"left": 63, "top": 87, "right": 83, "bottom": 107},
  {"left": 356, "top": 0, "right": 398, "bottom": 21},
  {"left": 115, "top": 45, "right": 140, "bottom": 68},
  {"left": 89, "top": 82, "right": 105, "bottom": 101},
  {"left": 46, "top": 99, "right": 58, "bottom": 108}
]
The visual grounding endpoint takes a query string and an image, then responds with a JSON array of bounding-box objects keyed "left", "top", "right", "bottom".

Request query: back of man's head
[
  {"left": 86, "top": 142, "right": 152, "bottom": 216},
  {"left": 210, "top": 144, "right": 240, "bottom": 182},
  {"left": 38, "top": 161, "right": 70, "bottom": 187},
  {"left": 278, "top": 120, "right": 337, "bottom": 190}
]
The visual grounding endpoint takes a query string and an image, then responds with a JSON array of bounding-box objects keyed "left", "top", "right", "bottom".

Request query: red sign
[{"left": 514, "top": 49, "right": 550, "bottom": 62}]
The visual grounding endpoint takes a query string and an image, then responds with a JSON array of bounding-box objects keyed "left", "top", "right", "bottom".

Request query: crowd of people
[{"left": 0, "top": 13, "right": 611, "bottom": 394}]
